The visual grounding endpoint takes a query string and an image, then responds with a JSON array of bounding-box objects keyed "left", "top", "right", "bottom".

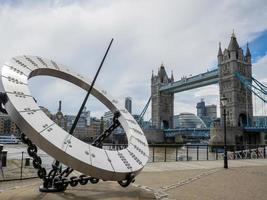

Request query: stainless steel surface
[{"left": 0, "top": 55, "right": 149, "bottom": 181}]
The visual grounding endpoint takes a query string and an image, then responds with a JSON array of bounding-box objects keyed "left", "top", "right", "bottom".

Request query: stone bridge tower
[
  {"left": 217, "top": 33, "right": 253, "bottom": 144},
  {"left": 151, "top": 64, "right": 174, "bottom": 129}
]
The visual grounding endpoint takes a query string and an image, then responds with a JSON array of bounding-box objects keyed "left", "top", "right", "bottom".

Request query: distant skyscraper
[
  {"left": 125, "top": 97, "right": 132, "bottom": 114},
  {"left": 196, "top": 98, "right": 206, "bottom": 117},
  {"left": 205, "top": 105, "right": 217, "bottom": 119},
  {"left": 196, "top": 99, "right": 217, "bottom": 127}
]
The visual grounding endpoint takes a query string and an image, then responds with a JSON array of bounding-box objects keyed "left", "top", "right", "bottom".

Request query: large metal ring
[{"left": 0, "top": 55, "right": 149, "bottom": 181}]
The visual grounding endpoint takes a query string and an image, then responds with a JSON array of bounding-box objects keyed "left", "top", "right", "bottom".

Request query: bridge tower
[
  {"left": 218, "top": 32, "right": 253, "bottom": 144},
  {"left": 151, "top": 64, "right": 174, "bottom": 129}
]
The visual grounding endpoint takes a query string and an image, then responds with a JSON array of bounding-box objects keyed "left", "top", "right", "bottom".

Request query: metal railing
[
  {"left": 0, "top": 144, "right": 266, "bottom": 181},
  {"left": 148, "top": 144, "right": 267, "bottom": 162}
]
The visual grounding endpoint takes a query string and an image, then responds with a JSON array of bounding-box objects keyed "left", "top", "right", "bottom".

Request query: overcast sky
[{"left": 0, "top": 0, "right": 267, "bottom": 119}]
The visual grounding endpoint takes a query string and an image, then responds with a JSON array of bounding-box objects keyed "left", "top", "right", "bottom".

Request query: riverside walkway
[{"left": 0, "top": 159, "right": 267, "bottom": 200}]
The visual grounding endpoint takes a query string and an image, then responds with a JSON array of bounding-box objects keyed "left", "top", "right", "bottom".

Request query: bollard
[
  {"left": 152, "top": 146, "right": 155, "bottom": 162},
  {"left": 233, "top": 146, "right": 236, "bottom": 160},
  {"left": 164, "top": 146, "right": 167, "bottom": 162},
  {"left": 249, "top": 145, "right": 252, "bottom": 159},
  {"left": 25, "top": 158, "right": 30, "bottom": 166},
  {"left": 197, "top": 146, "right": 199, "bottom": 161},
  {"left": 186, "top": 145, "right": 189, "bottom": 161},
  {"left": 20, "top": 152, "right": 24, "bottom": 180},
  {"left": 176, "top": 147, "right": 178, "bottom": 162},
  {"left": 206, "top": 145, "right": 209, "bottom": 160},
  {"left": 256, "top": 145, "right": 259, "bottom": 159},
  {"left": 0, "top": 151, "right": 7, "bottom": 167}
]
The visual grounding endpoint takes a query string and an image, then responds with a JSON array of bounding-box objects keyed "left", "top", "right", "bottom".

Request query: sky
[{"left": 0, "top": 0, "right": 267, "bottom": 120}]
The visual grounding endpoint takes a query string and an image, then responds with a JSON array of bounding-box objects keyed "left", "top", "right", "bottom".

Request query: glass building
[{"left": 173, "top": 112, "right": 207, "bottom": 128}]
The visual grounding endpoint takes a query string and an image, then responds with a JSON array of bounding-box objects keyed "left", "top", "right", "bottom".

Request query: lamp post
[{"left": 221, "top": 97, "right": 228, "bottom": 169}]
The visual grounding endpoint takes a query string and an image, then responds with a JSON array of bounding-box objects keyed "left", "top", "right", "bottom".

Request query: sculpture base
[{"left": 39, "top": 186, "right": 65, "bottom": 193}]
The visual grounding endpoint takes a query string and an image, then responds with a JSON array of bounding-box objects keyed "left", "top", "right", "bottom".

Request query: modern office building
[
  {"left": 196, "top": 99, "right": 217, "bottom": 127},
  {"left": 196, "top": 99, "right": 206, "bottom": 117}
]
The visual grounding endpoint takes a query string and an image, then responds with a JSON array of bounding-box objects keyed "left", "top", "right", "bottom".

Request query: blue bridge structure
[
  {"left": 164, "top": 128, "right": 210, "bottom": 139},
  {"left": 160, "top": 69, "right": 219, "bottom": 94},
  {"left": 163, "top": 126, "right": 267, "bottom": 140}
]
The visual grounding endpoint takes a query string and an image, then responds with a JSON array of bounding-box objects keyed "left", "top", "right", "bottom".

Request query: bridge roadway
[{"left": 160, "top": 69, "right": 219, "bottom": 93}]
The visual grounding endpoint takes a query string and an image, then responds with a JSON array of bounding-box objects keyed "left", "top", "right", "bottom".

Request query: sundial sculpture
[{"left": 0, "top": 39, "right": 149, "bottom": 192}]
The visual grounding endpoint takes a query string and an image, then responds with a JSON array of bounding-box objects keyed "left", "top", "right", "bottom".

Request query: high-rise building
[
  {"left": 196, "top": 99, "right": 217, "bottom": 127},
  {"left": 125, "top": 97, "right": 132, "bottom": 114},
  {"left": 205, "top": 105, "right": 217, "bottom": 119},
  {"left": 196, "top": 99, "right": 206, "bottom": 117}
]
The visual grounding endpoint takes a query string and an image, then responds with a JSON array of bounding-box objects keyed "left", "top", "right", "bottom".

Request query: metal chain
[
  {"left": 21, "top": 133, "right": 47, "bottom": 179},
  {"left": 20, "top": 132, "right": 100, "bottom": 191},
  {"left": 19, "top": 110, "right": 134, "bottom": 191},
  {"left": 92, "top": 111, "right": 121, "bottom": 148}
]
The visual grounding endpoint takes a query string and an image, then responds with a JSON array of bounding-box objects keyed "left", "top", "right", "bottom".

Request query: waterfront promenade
[{"left": 0, "top": 159, "right": 266, "bottom": 200}]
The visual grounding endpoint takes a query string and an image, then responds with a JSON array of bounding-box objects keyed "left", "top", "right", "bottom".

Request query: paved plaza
[{"left": 0, "top": 159, "right": 267, "bottom": 200}]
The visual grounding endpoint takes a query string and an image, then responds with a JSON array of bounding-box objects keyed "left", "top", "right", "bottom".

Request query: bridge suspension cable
[
  {"left": 235, "top": 72, "right": 267, "bottom": 104},
  {"left": 138, "top": 96, "right": 151, "bottom": 125}
]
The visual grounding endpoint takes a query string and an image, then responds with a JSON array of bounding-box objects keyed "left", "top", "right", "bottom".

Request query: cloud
[
  {"left": 253, "top": 54, "right": 267, "bottom": 79},
  {"left": 194, "top": 85, "right": 219, "bottom": 98},
  {"left": 0, "top": 0, "right": 267, "bottom": 119}
]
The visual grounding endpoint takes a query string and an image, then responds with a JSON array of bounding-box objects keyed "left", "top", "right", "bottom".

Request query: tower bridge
[{"left": 151, "top": 33, "right": 267, "bottom": 145}]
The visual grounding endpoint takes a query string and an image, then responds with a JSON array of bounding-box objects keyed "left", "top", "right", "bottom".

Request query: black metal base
[
  {"left": 224, "top": 156, "right": 228, "bottom": 169},
  {"left": 39, "top": 186, "right": 65, "bottom": 193}
]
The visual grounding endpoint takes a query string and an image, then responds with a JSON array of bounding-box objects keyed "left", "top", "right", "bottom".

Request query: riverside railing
[
  {"left": 148, "top": 144, "right": 267, "bottom": 162},
  {"left": 0, "top": 144, "right": 266, "bottom": 181}
]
